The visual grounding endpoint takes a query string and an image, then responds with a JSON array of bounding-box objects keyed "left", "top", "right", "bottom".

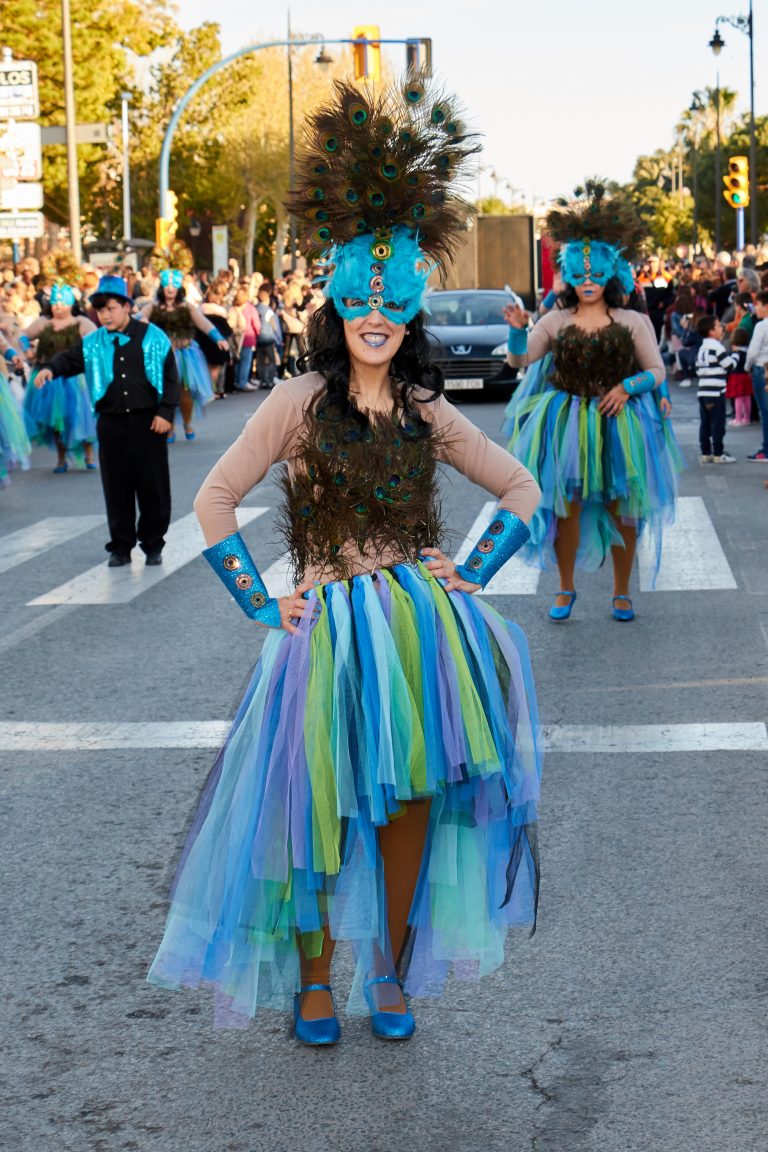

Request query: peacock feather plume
[
  {"left": 546, "top": 179, "right": 646, "bottom": 255},
  {"left": 285, "top": 74, "right": 481, "bottom": 267}
]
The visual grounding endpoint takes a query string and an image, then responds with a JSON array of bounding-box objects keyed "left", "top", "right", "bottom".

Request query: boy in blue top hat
[{"left": 35, "top": 276, "right": 181, "bottom": 566}]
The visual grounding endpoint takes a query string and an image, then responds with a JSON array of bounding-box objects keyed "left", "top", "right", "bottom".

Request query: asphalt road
[{"left": 1, "top": 382, "right": 766, "bottom": 1152}]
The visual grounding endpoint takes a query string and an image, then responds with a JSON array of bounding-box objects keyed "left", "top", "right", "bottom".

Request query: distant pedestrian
[
  {"left": 227, "top": 287, "right": 260, "bottom": 392},
  {"left": 33, "top": 276, "right": 180, "bottom": 566},
  {"left": 744, "top": 289, "right": 768, "bottom": 462},
  {"left": 725, "top": 327, "right": 753, "bottom": 426},
  {"left": 255, "top": 286, "right": 280, "bottom": 389},
  {"left": 695, "top": 314, "right": 737, "bottom": 464}
]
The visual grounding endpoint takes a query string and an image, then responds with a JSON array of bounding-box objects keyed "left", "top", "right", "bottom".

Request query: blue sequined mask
[
  {"left": 51, "top": 284, "right": 76, "bottom": 307},
  {"left": 561, "top": 240, "right": 620, "bottom": 287},
  {"left": 327, "top": 225, "right": 432, "bottom": 324},
  {"left": 160, "top": 269, "right": 184, "bottom": 290}
]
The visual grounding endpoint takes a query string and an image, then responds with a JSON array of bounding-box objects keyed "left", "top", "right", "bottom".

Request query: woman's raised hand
[
  {"left": 277, "top": 579, "right": 318, "bottom": 634},
  {"left": 503, "top": 302, "right": 529, "bottom": 330}
]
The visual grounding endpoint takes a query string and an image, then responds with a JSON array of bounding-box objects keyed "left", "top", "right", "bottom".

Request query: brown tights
[
  {"left": 298, "top": 800, "right": 431, "bottom": 1020},
  {"left": 179, "top": 388, "right": 194, "bottom": 432},
  {"left": 553, "top": 503, "right": 637, "bottom": 608}
]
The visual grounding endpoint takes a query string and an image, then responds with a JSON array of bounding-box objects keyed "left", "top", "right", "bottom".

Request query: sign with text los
[
  {"left": 0, "top": 121, "right": 42, "bottom": 180},
  {"left": 0, "top": 60, "right": 39, "bottom": 120},
  {"left": 0, "top": 211, "right": 44, "bottom": 239}
]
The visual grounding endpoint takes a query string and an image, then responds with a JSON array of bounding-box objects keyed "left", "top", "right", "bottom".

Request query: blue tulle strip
[
  {"left": 24, "top": 372, "right": 96, "bottom": 461},
  {"left": 0, "top": 373, "right": 31, "bottom": 475},
  {"left": 175, "top": 344, "right": 214, "bottom": 411}
]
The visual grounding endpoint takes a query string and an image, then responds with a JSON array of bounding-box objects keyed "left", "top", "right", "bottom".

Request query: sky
[{"left": 174, "top": 0, "right": 762, "bottom": 207}]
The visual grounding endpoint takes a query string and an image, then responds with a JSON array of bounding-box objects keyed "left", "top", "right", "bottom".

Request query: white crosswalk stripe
[
  {"left": 26, "top": 508, "right": 268, "bottom": 606},
  {"left": 0, "top": 516, "right": 103, "bottom": 576},
  {"left": 0, "top": 720, "right": 764, "bottom": 754},
  {"left": 638, "top": 496, "right": 737, "bottom": 592}
]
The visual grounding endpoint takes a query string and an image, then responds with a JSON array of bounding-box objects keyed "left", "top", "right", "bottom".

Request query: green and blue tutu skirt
[
  {"left": 503, "top": 356, "right": 683, "bottom": 580},
  {"left": 175, "top": 343, "right": 214, "bottom": 411},
  {"left": 24, "top": 369, "right": 96, "bottom": 462},
  {"left": 0, "top": 372, "right": 31, "bottom": 478},
  {"left": 148, "top": 562, "right": 541, "bottom": 1026}
]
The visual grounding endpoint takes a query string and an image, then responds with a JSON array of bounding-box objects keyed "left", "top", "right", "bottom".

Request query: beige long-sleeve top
[
  {"left": 194, "top": 372, "right": 541, "bottom": 584},
  {"left": 507, "top": 307, "right": 665, "bottom": 386}
]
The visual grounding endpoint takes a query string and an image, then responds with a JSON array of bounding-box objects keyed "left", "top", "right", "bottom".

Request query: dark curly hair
[
  {"left": 557, "top": 276, "right": 625, "bottom": 311},
  {"left": 297, "top": 299, "right": 444, "bottom": 435}
]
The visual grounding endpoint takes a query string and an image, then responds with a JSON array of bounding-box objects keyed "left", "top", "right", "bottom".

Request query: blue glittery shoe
[
  {"left": 364, "top": 976, "right": 416, "bottom": 1041},
  {"left": 293, "top": 984, "right": 340, "bottom": 1047},
  {"left": 548, "top": 590, "right": 576, "bottom": 622},
  {"left": 612, "top": 595, "right": 635, "bottom": 622}
]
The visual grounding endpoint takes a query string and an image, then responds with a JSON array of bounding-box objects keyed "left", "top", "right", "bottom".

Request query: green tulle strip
[
  {"left": 381, "top": 570, "right": 427, "bottom": 793},
  {"left": 304, "top": 586, "right": 341, "bottom": 876}
]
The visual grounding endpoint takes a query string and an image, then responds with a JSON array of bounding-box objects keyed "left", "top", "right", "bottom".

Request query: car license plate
[{"left": 447, "top": 378, "right": 483, "bottom": 390}]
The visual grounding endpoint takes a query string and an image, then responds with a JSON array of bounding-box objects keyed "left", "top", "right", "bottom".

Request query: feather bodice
[
  {"left": 149, "top": 305, "right": 196, "bottom": 344},
  {"left": 551, "top": 323, "right": 637, "bottom": 398},
  {"left": 278, "top": 396, "right": 444, "bottom": 583}
]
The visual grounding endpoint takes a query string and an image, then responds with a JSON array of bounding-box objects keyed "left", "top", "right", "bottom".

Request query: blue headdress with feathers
[
  {"left": 286, "top": 76, "right": 481, "bottom": 323},
  {"left": 547, "top": 180, "right": 645, "bottom": 294}
]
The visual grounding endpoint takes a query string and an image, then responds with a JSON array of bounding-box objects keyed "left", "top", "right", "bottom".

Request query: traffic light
[
  {"left": 723, "top": 156, "right": 750, "bottom": 209},
  {"left": 164, "top": 190, "right": 179, "bottom": 238},
  {"left": 155, "top": 217, "right": 170, "bottom": 250},
  {"left": 352, "top": 25, "right": 381, "bottom": 82},
  {"left": 405, "top": 38, "right": 433, "bottom": 77}
]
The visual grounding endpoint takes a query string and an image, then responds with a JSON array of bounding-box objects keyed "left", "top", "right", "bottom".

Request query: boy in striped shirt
[{"left": 695, "top": 315, "right": 737, "bottom": 464}]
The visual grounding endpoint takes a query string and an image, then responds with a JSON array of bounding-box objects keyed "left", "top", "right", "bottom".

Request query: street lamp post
[
  {"left": 707, "top": 34, "right": 723, "bottom": 253},
  {"left": 689, "top": 92, "right": 704, "bottom": 255},
  {"left": 287, "top": 11, "right": 296, "bottom": 273},
  {"left": 120, "top": 92, "right": 132, "bottom": 241},
  {"left": 711, "top": 4, "right": 757, "bottom": 244},
  {"left": 61, "top": 0, "right": 82, "bottom": 263}
]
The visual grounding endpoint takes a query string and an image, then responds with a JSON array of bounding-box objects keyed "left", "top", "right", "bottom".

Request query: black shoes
[
  {"left": 108, "top": 553, "right": 130, "bottom": 568},
  {"left": 145, "top": 552, "right": 163, "bottom": 566}
]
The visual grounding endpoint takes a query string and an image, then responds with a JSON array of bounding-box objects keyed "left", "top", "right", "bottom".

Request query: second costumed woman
[
  {"left": 141, "top": 271, "right": 228, "bottom": 442},
  {"left": 503, "top": 183, "right": 682, "bottom": 622},
  {"left": 148, "top": 78, "right": 543, "bottom": 1045}
]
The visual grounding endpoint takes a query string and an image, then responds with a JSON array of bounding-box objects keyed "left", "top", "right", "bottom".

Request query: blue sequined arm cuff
[
  {"left": 507, "top": 327, "right": 528, "bottom": 355},
  {"left": 203, "top": 532, "right": 281, "bottom": 627},
  {"left": 207, "top": 326, "right": 225, "bottom": 342},
  {"left": 621, "top": 369, "right": 656, "bottom": 395},
  {"left": 658, "top": 378, "right": 670, "bottom": 401},
  {"left": 454, "top": 509, "right": 531, "bottom": 587}
]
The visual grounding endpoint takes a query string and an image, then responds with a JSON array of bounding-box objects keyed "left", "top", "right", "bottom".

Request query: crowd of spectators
[{"left": 0, "top": 255, "right": 326, "bottom": 393}]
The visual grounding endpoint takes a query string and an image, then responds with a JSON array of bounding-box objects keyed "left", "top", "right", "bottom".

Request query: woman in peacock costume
[
  {"left": 148, "top": 76, "right": 543, "bottom": 1046},
  {"left": 140, "top": 271, "right": 227, "bottom": 442},
  {"left": 22, "top": 284, "right": 98, "bottom": 472},
  {"left": 502, "top": 183, "right": 682, "bottom": 622}
]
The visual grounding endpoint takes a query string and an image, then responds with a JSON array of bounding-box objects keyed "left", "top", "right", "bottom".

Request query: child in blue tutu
[{"left": 148, "top": 78, "right": 543, "bottom": 1045}]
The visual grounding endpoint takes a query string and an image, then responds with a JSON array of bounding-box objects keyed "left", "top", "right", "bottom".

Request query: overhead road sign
[
  {"left": 0, "top": 59, "right": 39, "bottom": 120},
  {"left": 0, "top": 211, "right": 45, "bottom": 239},
  {"left": 41, "top": 122, "right": 109, "bottom": 147}
]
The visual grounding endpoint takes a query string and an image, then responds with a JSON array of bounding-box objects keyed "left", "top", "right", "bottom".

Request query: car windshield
[{"left": 427, "top": 294, "right": 511, "bottom": 327}]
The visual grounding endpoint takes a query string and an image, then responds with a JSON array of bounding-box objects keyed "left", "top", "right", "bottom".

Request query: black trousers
[
  {"left": 698, "top": 395, "right": 726, "bottom": 457},
  {"left": 97, "top": 412, "right": 171, "bottom": 556}
]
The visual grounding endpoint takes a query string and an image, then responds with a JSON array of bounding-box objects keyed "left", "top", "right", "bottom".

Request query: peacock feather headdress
[
  {"left": 285, "top": 75, "right": 481, "bottom": 322},
  {"left": 546, "top": 180, "right": 646, "bottom": 292}
]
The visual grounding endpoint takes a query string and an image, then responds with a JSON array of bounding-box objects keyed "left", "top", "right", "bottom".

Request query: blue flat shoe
[
  {"left": 364, "top": 976, "right": 415, "bottom": 1041},
  {"left": 612, "top": 596, "right": 635, "bottom": 622},
  {"left": 184, "top": 427, "right": 196, "bottom": 441},
  {"left": 53, "top": 463, "right": 68, "bottom": 474},
  {"left": 548, "top": 590, "right": 576, "bottom": 621},
  {"left": 293, "top": 983, "right": 340, "bottom": 1047},
  {"left": 167, "top": 433, "right": 176, "bottom": 444},
  {"left": 85, "top": 462, "right": 98, "bottom": 471}
]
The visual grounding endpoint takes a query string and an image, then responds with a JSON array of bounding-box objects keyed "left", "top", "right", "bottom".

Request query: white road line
[
  {"left": 454, "top": 500, "right": 540, "bottom": 595},
  {"left": 2, "top": 721, "right": 764, "bottom": 754},
  {"left": 0, "top": 516, "right": 103, "bottom": 576},
  {"left": 638, "top": 496, "right": 737, "bottom": 592},
  {"left": 27, "top": 508, "right": 268, "bottom": 606},
  {"left": 544, "top": 722, "right": 768, "bottom": 754}
]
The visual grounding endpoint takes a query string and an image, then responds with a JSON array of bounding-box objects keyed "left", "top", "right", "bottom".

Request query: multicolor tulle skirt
[
  {"left": 24, "top": 371, "right": 96, "bottom": 463},
  {"left": 0, "top": 373, "right": 31, "bottom": 479},
  {"left": 175, "top": 344, "right": 214, "bottom": 411},
  {"left": 503, "top": 356, "right": 683, "bottom": 581},
  {"left": 148, "top": 562, "right": 541, "bottom": 1027}
]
